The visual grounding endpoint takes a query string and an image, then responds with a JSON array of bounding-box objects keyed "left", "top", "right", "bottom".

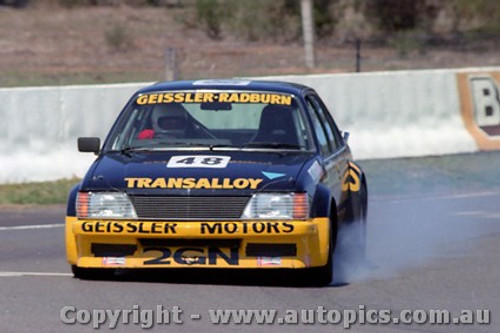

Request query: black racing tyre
[
  {"left": 343, "top": 182, "right": 368, "bottom": 261},
  {"left": 309, "top": 249, "right": 333, "bottom": 286},
  {"left": 71, "top": 265, "right": 115, "bottom": 280},
  {"left": 304, "top": 216, "right": 336, "bottom": 286}
]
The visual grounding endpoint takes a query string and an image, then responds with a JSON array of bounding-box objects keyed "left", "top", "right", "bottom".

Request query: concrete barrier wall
[
  {"left": 0, "top": 83, "right": 152, "bottom": 183},
  {"left": 1, "top": 67, "right": 499, "bottom": 183},
  {"left": 257, "top": 69, "right": 490, "bottom": 160},
  {"left": 261, "top": 67, "right": 500, "bottom": 159}
]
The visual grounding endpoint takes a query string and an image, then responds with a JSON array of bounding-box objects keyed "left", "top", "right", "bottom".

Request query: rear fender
[{"left": 344, "top": 161, "right": 368, "bottom": 222}]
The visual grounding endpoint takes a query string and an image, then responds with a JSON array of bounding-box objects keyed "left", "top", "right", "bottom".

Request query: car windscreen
[{"left": 105, "top": 90, "right": 313, "bottom": 151}]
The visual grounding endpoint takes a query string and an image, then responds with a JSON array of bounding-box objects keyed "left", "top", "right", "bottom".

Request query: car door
[{"left": 305, "top": 92, "right": 349, "bottom": 206}]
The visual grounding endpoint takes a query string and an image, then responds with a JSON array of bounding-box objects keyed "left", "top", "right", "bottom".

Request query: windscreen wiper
[
  {"left": 208, "top": 144, "right": 242, "bottom": 150},
  {"left": 119, "top": 146, "right": 151, "bottom": 156},
  {"left": 155, "top": 142, "right": 240, "bottom": 149},
  {"left": 244, "top": 142, "right": 302, "bottom": 150}
]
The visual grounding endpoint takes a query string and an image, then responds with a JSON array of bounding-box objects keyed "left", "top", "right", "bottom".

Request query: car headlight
[
  {"left": 241, "top": 193, "right": 309, "bottom": 220},
  {"left": 76, "top": 192, "right": 137, "bottom": 219}
]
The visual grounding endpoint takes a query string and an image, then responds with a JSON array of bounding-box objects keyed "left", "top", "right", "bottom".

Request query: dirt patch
[{"left": 0, "top": 5, "right": 499, "bottom": 87}]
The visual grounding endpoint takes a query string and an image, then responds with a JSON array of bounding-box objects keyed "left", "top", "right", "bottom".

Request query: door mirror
[
  {"left": 342, "top": 131, "right": 350, "bottom": 144},
  {"left": 78, "top": 137, "right": 100, "bottom": 154}
]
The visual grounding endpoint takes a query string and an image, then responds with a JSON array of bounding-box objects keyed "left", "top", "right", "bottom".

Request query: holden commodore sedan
[{"left": 66, "top": 79, "right": 367, "bottom": 285}]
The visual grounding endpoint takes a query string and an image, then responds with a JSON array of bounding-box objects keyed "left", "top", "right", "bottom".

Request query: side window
[
  {"left": 309, "top": 95, "right": 341, "bottom": 150},
  {"left": 306, "top": 98, "right": 332, "bottom": 156},
  {"left": 324, "top": 108, "right": 344, "bottom": 148}
]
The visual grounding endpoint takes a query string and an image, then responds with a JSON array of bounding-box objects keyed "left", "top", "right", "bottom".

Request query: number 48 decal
[{"left": 167, "top": 155, "right": 231, "bottom": 168}]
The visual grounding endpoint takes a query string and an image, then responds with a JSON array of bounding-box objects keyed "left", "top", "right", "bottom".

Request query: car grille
[{"left": 129, "top": 196, "right": 250, "bottom": 220}]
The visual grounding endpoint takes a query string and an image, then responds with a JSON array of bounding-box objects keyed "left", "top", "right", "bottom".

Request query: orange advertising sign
[{"left": 457, "top": 71, "right": 500, "bottom": 150}]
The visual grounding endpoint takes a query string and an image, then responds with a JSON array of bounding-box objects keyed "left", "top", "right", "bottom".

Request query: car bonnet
[{"left": 81, "top": 150, "right": 315, "bottom": 195}]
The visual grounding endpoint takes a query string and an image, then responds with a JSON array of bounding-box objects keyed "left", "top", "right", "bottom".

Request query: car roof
[{"left": 137, "top": 79, "right": 311, "bottom": 96}]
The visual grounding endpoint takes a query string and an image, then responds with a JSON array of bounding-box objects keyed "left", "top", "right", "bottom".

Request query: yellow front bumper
[{"left": 66, "top": 217, "right": 330, "bottom": 269}]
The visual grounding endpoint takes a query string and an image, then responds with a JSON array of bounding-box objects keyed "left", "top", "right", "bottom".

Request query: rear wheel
[{"left": 342, "top": 182, "right": 368, "bottom": 261}]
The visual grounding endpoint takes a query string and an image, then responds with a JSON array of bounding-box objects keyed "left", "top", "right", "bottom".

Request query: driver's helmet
[{"left": 151, "top": 103, "right": 189, "bottom": 137}]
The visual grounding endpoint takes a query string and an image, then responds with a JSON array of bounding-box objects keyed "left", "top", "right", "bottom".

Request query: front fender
[
  {"left": 66, "top": 183, "right": 81, "bottom": 217},
  {"left": 66, "top": 182, "right": 81, "bottom": 265},
  {"left": 310, "top": 184, "right": 333, "bottom": 218}
]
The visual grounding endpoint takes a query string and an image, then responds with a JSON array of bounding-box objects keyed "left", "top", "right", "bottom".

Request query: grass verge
[{"left": 0, "top": 178, "right": 80, "bottom": 205}]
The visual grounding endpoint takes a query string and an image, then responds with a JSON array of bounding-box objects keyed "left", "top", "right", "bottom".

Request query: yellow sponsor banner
[
  {"left": 72, "top": 220, "right": 322, "bottom": 237},
  {"left": 136, "top": 92, "right": 293, "bottom": 106},
  {"left": 124, "top": 177, "right": 263, "bottom": 190}
]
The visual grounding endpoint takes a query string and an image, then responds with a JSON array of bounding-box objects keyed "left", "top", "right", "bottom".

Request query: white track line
[
  {"left": 0, "top": 223, "right": 64, "bottom": 231},
  {"left": 0, "top": 271, "right": 72, "bottom": 277}
]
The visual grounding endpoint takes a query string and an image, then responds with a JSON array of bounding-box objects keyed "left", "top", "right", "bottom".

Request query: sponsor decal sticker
[
  {"left": 200, "top": 222, "right": 294, "bottom": 234},
  {"left": 307, "top": 161, "right": 324, "bottom": 182},
  {"left": 167, "top": 155, "right": 230, "bottom": 168},
  {"left": 81, "top": 221, "right": 177, "bottom": 234},
  {"left": 261, "top": 171, "right": 286, "bottom": 180},
  {"left": 257, "top": 257, "right": 282, "bottom": 267},
  {"left": 342, "top": 162, "right": 361, "bottom": 192},
  {"left": 143, "top": 246, "right": 238, "bottom": 266},
  {"left": 124, "top": 177, "right": 263, "bottom": 190},
  {"left": 102, "top": 257, "right": 125, "bottom": 266},
  {"left": 135, "top": 92, "right": 293, "bottom": 106}
]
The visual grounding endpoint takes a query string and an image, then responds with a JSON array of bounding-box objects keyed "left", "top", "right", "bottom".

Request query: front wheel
[
  {"left": 307, "top": 251, "right": 333, "bottom": 286},
  {"left": 303, "top": 216, "right": 336, "bottom": 286}
]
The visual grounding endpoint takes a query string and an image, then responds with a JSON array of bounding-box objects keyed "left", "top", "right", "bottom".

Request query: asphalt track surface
[{"left": 1, "top": 155, "right": 500, "bottom": 332}]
